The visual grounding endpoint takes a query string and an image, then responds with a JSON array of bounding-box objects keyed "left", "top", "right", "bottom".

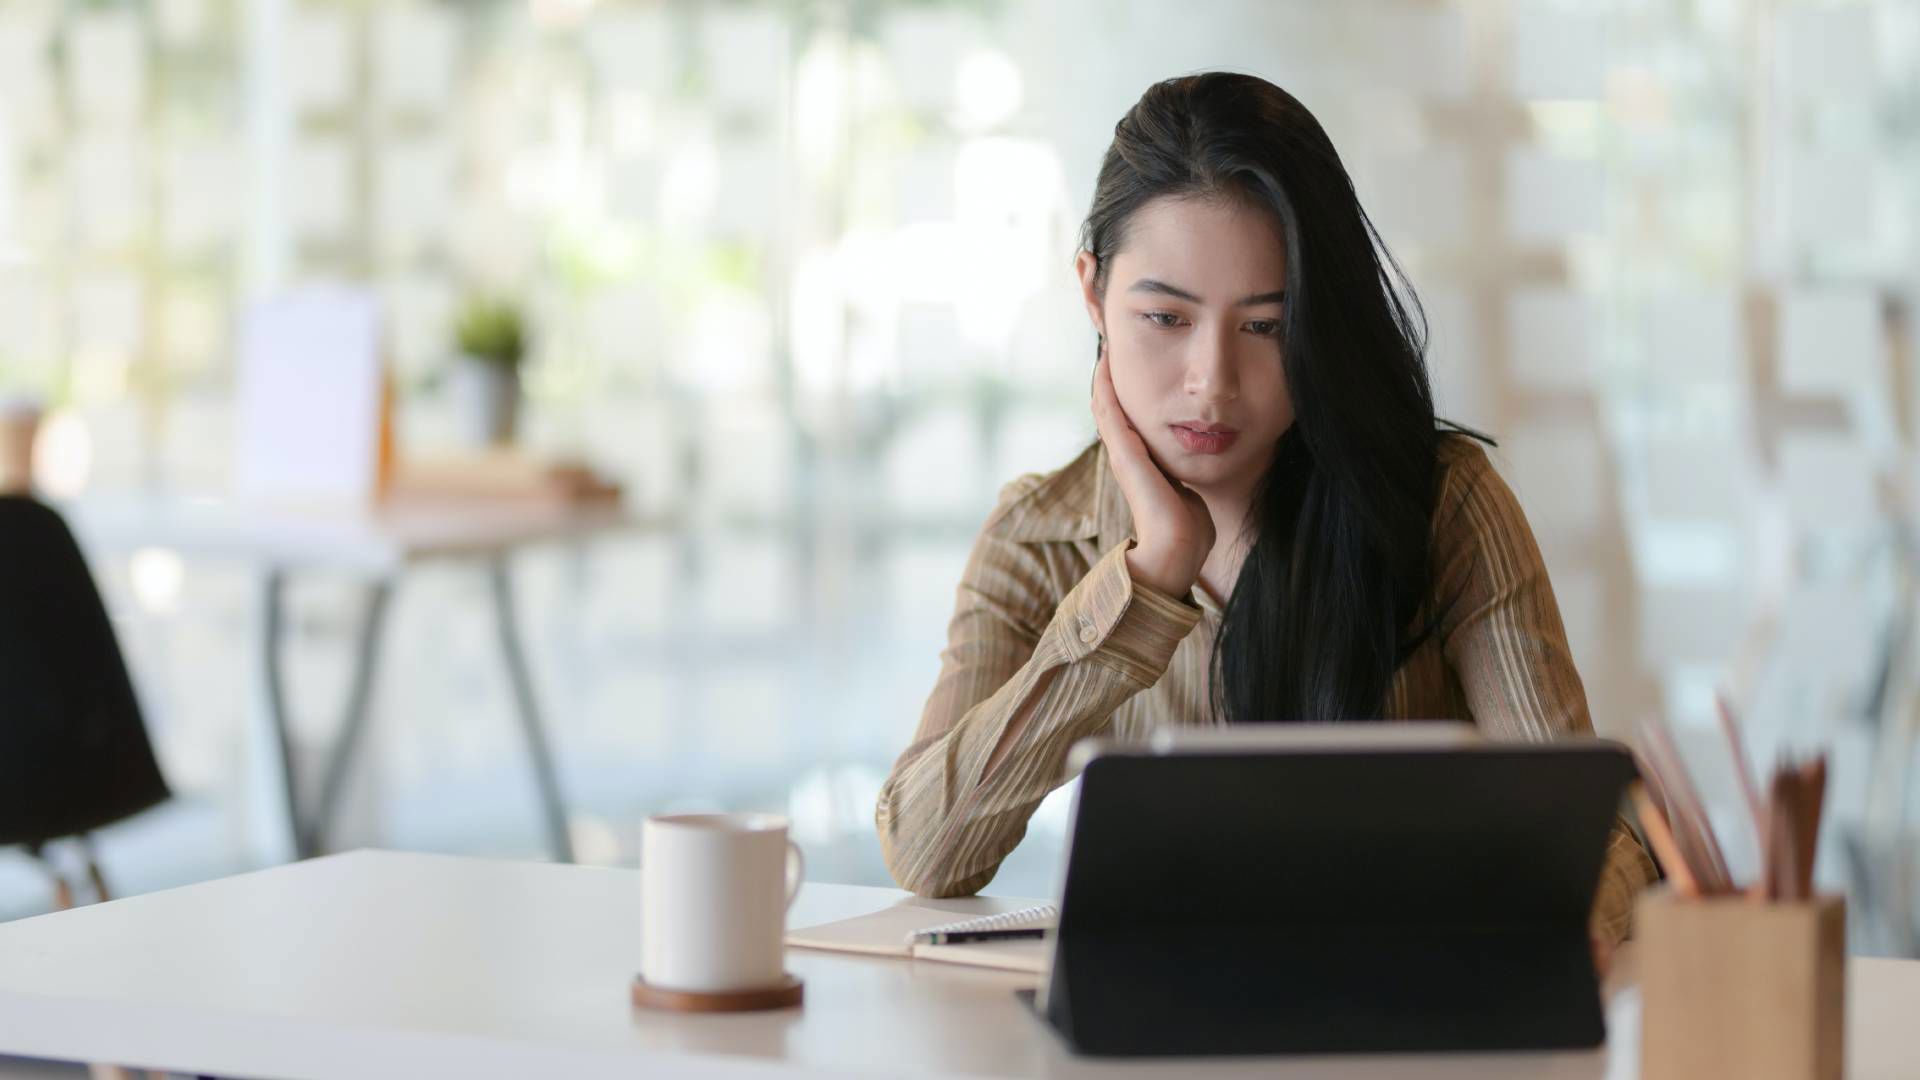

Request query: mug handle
[{"left": 783, "top": 840, "right": 806, "bottom": 910}]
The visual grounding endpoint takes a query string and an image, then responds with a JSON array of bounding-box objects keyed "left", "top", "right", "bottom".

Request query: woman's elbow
[
  {"left": 877, "top": 819, "right": 953, "bottom": 896},
  {"left": 875, "top": 803, "right": 979, "bottom": 898},
  {"left": 890, "top": 864, "right": 981, "bottom": 899}
]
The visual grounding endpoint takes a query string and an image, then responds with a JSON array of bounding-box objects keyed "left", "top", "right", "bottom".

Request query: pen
[{"left": 914, "top": 928, "right": 1048, "bottom": 945}]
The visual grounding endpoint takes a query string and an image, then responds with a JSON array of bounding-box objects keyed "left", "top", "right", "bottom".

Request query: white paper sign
[{"left": 234, "top": 287, "right": 382, "bottom": 503}]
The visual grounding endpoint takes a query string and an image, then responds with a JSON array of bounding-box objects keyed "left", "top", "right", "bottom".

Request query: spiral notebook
[
  {"left": 913, "top": 905, "right": 1057, "bottom": 941},
  {"left": 785, "top": 901, "right": 1055, "bottom": 974}
]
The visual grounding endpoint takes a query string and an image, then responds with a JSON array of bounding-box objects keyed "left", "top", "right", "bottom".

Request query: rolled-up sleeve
[
  {"left": 1433, "top": 445, "right": 1660, "bottom": 948},
  {"left": 876, "top": 486, "right": 1200, "bottom": 897}
]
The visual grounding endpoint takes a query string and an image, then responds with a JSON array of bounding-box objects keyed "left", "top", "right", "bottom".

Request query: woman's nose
[{"left": 1184, "top": 331, "right": 1240, "bottom": 402}]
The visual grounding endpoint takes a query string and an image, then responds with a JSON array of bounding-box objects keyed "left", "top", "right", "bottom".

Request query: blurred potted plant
[{"left": 449, "top": 296, "right": 528, "bottom": 447}]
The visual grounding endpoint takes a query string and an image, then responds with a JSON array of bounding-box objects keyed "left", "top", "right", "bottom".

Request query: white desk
[
  {"left": 0, "top": 851, "right": 1915, "bottom": 1079},
  {"left": 62, "top": 496, "right": 658, "bottom": 864}
]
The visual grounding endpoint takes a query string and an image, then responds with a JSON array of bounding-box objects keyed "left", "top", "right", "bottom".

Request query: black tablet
[{"left": 1024, "top": 726, "right": 1639, "bottom": 1057}]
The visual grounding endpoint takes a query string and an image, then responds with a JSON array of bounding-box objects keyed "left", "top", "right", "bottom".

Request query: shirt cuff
[
  {"left": 1591, "top": 824, "right": 1660, "bottom": 948},
  {"left": 1052, "top": 542, "right": 1202, "bottom": 686}
]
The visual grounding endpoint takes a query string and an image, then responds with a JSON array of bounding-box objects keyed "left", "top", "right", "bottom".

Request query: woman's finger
[
  {"left": 1091, "top": 358, "right": 1143, "bottom": 456},
  {"left": 1089, "top": 356, "right": 1123, "bottom": 433},
  {"left": 1090, "top": 358, "right": 1132, "bottom": 453},
  {"left": 1092, "top": 356, "right": 1148, "bottom": 446},
  {"left": 1091, "top": 358, "right": 1177, "bottom": 503}
]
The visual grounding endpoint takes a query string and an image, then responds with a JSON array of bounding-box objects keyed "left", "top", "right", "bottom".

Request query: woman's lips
[{"left": 1170, "top": 424, "right": 1239, "bottom": 454}]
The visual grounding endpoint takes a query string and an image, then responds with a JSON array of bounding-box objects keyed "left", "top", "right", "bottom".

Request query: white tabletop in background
[
  {"left": 62, "top": 494, "right": 645, "bottom": 574},
  {"left": 0, "top": 850, "right": 1914, "bottom": 1080}
]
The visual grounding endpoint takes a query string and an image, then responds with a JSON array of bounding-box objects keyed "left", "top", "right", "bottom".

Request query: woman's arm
[
  {"left": 875, "top": 479, "right": 1201, "bottom": 897},
  {"left": 1431, "top": 443, "right": 1659, "bottom": 949}
]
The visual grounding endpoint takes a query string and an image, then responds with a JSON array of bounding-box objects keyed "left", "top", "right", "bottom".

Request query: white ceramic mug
[{"left": 639, "top": 812, "right": 804, "bottom": 993}]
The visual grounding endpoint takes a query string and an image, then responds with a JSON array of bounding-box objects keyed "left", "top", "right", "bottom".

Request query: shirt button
[{"left": 1077, "top": 616, "right": 1098, "bottom": 644}]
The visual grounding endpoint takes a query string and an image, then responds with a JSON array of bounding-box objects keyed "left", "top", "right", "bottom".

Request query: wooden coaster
[{"left": 630, "top": 973, "right": 804, "bottom": 1013}]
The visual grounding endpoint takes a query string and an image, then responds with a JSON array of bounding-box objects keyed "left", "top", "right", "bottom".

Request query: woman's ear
[{"left": 1073, "top": 249, "right": 1105, "bottom": 344}]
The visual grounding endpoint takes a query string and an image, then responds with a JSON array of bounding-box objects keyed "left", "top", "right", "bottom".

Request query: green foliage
[{"left": 454, "top": 296, "right": 528, "bottom": 369}]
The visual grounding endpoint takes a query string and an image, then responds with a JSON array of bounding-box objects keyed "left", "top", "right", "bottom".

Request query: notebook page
[
  {"left": 910, "top": 938, "right": 1050, "bottom": 975},
  {"left": 784, "top": 903, "right": 940, "bottom": 957}
]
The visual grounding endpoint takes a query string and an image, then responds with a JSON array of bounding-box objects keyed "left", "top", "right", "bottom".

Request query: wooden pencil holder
[{"left": 1636, "top": 886, "right": 1845, "bottom": 1080}]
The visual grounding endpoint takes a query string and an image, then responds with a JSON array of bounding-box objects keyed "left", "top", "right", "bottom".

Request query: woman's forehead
[{"left": 1111, "top": 195, "right": 1288, "bottom": 299}]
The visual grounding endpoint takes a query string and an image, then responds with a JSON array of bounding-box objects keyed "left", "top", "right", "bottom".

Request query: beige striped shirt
[{"left": 875, "top": 435, "right": 1658, "bottom": 946}]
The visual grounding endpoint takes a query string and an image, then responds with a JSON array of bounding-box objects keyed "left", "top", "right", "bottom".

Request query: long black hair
[{"left": 1081, "top": 72, "right": 1477, "bottom": 724}]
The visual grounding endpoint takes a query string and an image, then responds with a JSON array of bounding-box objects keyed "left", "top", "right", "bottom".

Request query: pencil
[
  {"left": 1639, "top": 713, "right": 1733, "bottom": 893},
  {"left": 1715, "top": 691, "right": 1768, "bottom": 848},
  {"left": 1632, "top": 782, "right": 1701, "bottom": 899},
  {"left": 1801, "top": 757, "right": 1826, "bottom": 900}
]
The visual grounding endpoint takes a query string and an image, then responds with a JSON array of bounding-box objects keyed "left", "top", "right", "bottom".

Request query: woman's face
[{"left": 1076, "top": 194, "right": 1293, "bottom": 495}]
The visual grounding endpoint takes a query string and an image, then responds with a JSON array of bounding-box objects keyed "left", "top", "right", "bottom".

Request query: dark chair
[{"left": 1, "top": 495, "right": 169, "bottom": 909}]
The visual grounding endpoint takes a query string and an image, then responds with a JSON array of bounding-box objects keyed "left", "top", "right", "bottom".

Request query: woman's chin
[{"left": 1158, "top": 449, "right": 1244, "bottom": 490}]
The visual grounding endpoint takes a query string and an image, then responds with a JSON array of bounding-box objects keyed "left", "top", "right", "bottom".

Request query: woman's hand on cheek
[{"left": 1091, "top": 355, "right": 1215, "bottom": 597}]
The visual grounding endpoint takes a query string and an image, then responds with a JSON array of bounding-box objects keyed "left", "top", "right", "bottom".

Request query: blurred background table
[{"left": 63, "top": 496, "right": 661, "bottom": 864}]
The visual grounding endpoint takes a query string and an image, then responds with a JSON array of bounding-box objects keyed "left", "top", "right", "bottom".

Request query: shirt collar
[{"left": 999, "top": 442, "right": 1135, "bottom": 544}]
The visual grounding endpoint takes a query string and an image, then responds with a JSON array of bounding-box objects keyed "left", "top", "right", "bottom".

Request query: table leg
[
  {"left": 309, "top": 580, "right": 395, "bottom": 856},
  {"left": 488, "top": 557, "right": 576, "bottom": 863},
  {"left": 259, "top": 569, "right": 308, "bottom": 859}
]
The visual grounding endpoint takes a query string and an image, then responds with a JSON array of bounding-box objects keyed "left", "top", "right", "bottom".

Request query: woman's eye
[
  {"left": 1142, "top": 312, "right": 1183, "bottom": 328},
  {"left": 1245, "top": 320, "right": 1279, "bottom": 336}
]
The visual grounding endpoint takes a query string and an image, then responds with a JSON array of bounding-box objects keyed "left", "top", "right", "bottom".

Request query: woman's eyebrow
[{"left": 1126, "top": 279, "right": 1286, "bottom": 306}]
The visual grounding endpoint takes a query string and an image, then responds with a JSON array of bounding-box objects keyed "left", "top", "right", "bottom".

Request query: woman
[{"left": 875, "top": 73, "right": 1657, "bottom": 956}]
